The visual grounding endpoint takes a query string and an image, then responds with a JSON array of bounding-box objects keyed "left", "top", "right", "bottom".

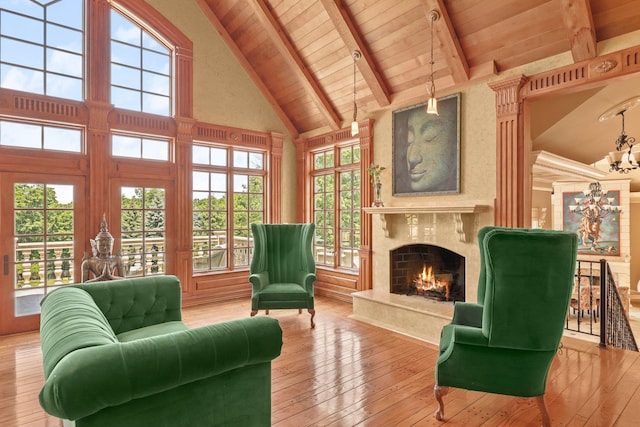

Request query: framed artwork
[
  {"left": 392, "top": 93, "right": 460, "bottom": 196},
  {"left": 562, "top": 190, "right": 621, "bottom": 256}
]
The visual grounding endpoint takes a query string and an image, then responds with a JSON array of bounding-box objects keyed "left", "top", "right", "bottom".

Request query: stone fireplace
[
  {"left": 352, "top": 204, "right": 491, "bottom": 344},
  {"left": 390, "top": 244, "right": 465, "bottom": 302}
]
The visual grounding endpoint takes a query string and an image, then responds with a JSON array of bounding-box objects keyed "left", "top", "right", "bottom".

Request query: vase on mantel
[{"left": 372, "top": 181, "right": 384, "bottom": 207}]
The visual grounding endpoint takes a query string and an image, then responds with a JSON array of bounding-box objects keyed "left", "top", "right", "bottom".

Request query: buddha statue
[{"left": 81, "top": 214, "right": 125, "bottom": 282}]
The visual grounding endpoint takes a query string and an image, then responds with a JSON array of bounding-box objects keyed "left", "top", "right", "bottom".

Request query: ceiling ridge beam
[
  {"left": 249, "top": 0, "right": 341, "bottom": 130},
  {"left": 195, "top": 0, "right": 298, "bottom": 137},
  {"left": 560, "top": 0, "right": 597, "bottom": 62},
  {"left": 421, "top": 0, "right": 470, "bottom": 84},
  {"left": 320, "top": 0, "right": 391, "bottom": 107}
]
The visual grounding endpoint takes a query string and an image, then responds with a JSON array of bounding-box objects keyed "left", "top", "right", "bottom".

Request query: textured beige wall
[{"left": 146, "top": 0, "right": 298, "bottom": 223}]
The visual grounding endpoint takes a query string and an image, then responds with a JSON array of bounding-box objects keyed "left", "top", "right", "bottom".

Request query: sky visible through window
[{"left": 0, "top": 0, "right": 84, "bottom": 100}]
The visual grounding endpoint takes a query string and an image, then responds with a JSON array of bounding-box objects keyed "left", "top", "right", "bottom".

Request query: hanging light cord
[
  {"left": 352, "top": 53, "right": 358, "bottom": 123},
  {"left": 429, "top": 13, "right": 436, "bottom": 97}
]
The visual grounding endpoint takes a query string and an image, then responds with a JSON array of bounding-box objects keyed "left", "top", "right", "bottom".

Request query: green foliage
[{"left": 14, "top": 184, "right": 73, "bottom": 242}]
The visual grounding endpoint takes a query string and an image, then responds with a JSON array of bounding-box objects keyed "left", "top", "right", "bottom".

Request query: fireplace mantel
[{"left": 363, "top": 203, "right": 490, "bottom": 242}]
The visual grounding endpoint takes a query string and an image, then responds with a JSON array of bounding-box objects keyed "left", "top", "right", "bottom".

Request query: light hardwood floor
[{"left": 1, "top": 296, "right": 639, "bottom": 426}]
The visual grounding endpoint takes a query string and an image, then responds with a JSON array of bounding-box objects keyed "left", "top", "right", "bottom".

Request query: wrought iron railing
[{"left": 565, "top": 259, "right": 638, "bottom": 351}]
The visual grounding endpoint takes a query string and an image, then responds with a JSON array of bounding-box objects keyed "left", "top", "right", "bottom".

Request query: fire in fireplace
[
  {"left": 390, "top": 244, "right": 465, "bottom": 302},
  {"left": 408, "top": 264, "right": 452, "bottom": 301}
]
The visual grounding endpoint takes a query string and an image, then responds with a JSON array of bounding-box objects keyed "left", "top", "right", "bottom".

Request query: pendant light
[
  {"left": 427, "top": 10, "right": 440, "bottom": 115},
  {"left": 351, "top": 50, "right": 361, "bottom": 136}
]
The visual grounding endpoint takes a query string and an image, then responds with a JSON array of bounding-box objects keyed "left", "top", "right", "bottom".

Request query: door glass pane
[
  {"left": 121, "top": 186, "right": 166, "bottom": 277},
  {"left": 13, "top": 182, "right": 75, "bottom": 317}
]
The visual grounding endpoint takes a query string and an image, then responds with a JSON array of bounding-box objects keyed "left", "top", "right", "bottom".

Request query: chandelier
[
  {"left": 568, "top": 181, "right": 621, "bottom": 221},
  {"left": 600, "top": 96, "right": 640, "bottom": 173}
]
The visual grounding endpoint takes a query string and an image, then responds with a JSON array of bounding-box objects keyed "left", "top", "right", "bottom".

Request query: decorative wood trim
[
  {"left": 248, "top": 0, "right": 341, "bottom": 131},
  {"left": 523, "top": 45, "right": 640, "bottom": 98},
  {"left": 489, "top": 75, "right": 528, "bottom": 227},
  {"left": 0, "top": 90, "right": 87, "bottom": 125},
  {"left": 108, "top": 109, "right": 176, "bottom": 136},
  {"left": 87, "top": 0, "right": 111, "bottom": 103},
  {"left": 270, "top": 133, "right": 284, "bottom": 223},
  {"left": 496, "top": 44, "right": 640, "bottom": 230},
  {"left": 560, "top": 0, "right": 597, "bottom": 63},
  {"left": 193, "top": 122, "right": 272, "bottom": 149},
  {"left": 319, "top": 0, "right": 391, "bottom": 107}
]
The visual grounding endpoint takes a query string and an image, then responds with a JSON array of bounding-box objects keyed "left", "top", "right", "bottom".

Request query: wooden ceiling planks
[{"left": 198, "top": 0, "right": 640, "bottom": 135}]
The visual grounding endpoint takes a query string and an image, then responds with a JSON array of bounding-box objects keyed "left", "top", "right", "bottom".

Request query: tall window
[
  {"left": 312, "top": 143, "right": 361, "bottom": 269},
  {"left": 120, "top": 186, "right": 166, "bottom": 277},
  {"left": 13, "top": 183, "right": 75, "bottom": 315},
  {"left": 192, "top": 144, "right": 266, "bottom": 272},
  {"left": 110, "top": 8, "right": 171, "bottom": 115},
  {"left": 0, "top": 0, "right": 84, "bottom": 100}
]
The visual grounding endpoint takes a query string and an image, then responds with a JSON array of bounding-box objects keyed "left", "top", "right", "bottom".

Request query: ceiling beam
[
  {"left": 560, "top": 0, "right": 597, "bottom": 62},
  {"left": 195, "top": 0, "right": 298, "bottom": 137},
  {"left": 248, "top": 0, "right": 341, "bottom": 130},
  {"left": 319, "top": 0, "right": 391, "bottom": 107},
  {"left": 421, "top": 0, "right": 470, "bottom": 84}
]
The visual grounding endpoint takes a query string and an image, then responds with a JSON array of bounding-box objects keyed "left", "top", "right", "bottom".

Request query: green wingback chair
[
  {"left": 434, "top": 226, "right": 578, "bottom": 426},
  {"left": 249, "top": 223, "right": 317, "bottom": 328}
]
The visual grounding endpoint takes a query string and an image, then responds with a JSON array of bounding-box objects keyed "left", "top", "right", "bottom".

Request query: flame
[{"left": 419, "top": 264, "right": 433, "bottom": 283}]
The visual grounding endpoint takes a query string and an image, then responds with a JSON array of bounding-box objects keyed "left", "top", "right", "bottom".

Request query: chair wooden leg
[
  {"left": 536, "top": 395, "right": 551, "bottom": 427},
  {"left": 434, "top": 385, "right": 448, "bottom": 421},
  {"left": 266, "top": 309, "right": 269, "bottom": 315},
  {"left": 298, "top": 308, "right": 302, "bottom": 314},
  {"left": 250, "top": 310, "right": 258, "bottom": 317},
  {"left": 308, "top": 309, "right": 316, "bottom": 328}
]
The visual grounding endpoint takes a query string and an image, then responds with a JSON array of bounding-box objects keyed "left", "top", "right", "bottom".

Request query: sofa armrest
[
  {"left": 249, "top": 271, "right": 270, "bottom": 292},
  {"left": 39, "top": 316, "right": 283, "bottom": 421},
  {"left": 294, "top": 270, "right": 317, "bottom": 293},
  {"left": 451, "top": 302, "right": 483, "bottom": 328},
  {"left": 71, "top": 275, "right": 182, "bottom": 334}
]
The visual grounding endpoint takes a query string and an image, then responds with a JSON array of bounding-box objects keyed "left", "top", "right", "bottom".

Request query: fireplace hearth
[{"left": 390, "top": 244, "right": 465, "bottom": 302}]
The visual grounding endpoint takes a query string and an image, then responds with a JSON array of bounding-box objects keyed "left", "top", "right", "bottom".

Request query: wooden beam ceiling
[
  {"left": 320, "top": 0, "right": 391, "bottom": 107},
  {"left": 560, "top": 0, "right": 597, "bottom": 62},
  {"left": 248, "top": 0, "right": 341, "bottom": 131}
]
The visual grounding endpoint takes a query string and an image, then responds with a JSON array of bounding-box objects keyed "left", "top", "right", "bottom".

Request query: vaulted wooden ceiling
[{"left": 197, "top": 0, "right": 640, "bottom": 137}]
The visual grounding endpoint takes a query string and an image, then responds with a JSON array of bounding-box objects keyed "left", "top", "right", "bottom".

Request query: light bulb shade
[
  {"left": 351, "top": 121, "right": 359, "bottom": 136},
  {"left": 427, "top": 97, "right": 439, "bottom": 115},
  {"left": 569, "top": 205, "right": 578, "bottom": 212},
  {"left": 609, "top": 150, "right": 625, "bottom": 163}
]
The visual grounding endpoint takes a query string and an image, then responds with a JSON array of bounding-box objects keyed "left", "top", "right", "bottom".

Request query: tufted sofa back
[{"left": 69, "top": 275, "right": 182, "bottom": 335}]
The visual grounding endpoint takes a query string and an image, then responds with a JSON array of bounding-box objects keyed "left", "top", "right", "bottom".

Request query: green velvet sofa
[{"left": 39, "top": 275, "right": 283, "bottom": 427}]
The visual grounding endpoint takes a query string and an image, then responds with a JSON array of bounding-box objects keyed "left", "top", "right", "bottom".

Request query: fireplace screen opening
[{"left": 390, "top": 244, "right": 465, "bottom": 302}]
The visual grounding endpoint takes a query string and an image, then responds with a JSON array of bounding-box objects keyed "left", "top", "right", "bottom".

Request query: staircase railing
[
  {"left": 566, "top": 259, "right": 638, "bottom": 351},
  {"left": 600, "top": 260, "right": 638, "bottom": 351}
]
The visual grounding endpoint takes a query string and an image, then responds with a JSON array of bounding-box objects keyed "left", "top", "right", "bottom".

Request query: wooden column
[
  {"left": 174, "top": 117, "right": 195, "bottom": 292},
  {"left": 489, "top": 75, "right": 528, "bottom": 228},
  {"left": 294, "top": 137, "right": 310, "bottom": 223},
  {"left": 358, "top": 119, "right": 374, "bottom": 291},
  {"left": 270, "top": 132, "right": 284, "bottom": 223},
  {"left": 86, "top": 0, "right": 112, "bottom": 238}
]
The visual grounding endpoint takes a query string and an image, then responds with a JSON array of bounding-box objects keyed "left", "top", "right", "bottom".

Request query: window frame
[{"left": 191, "top": 140, "right": 269, "bottom": 273}]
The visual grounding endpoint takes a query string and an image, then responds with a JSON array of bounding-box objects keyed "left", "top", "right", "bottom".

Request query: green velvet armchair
[
  {"left": 434, "top": 226, "right": 578, "bottom": 426},
  {"left": 249, "top": 223, "right": 317, "bottom": 328}
]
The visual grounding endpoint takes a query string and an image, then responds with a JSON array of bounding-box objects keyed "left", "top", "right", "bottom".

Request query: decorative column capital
[{"left": 489, "top": 75, "right": 527, "bottom": 116}]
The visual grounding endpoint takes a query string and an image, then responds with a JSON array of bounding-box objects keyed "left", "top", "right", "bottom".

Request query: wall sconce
[{"left": 351, "top": 50, "right": 361, "bottom": 136}]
